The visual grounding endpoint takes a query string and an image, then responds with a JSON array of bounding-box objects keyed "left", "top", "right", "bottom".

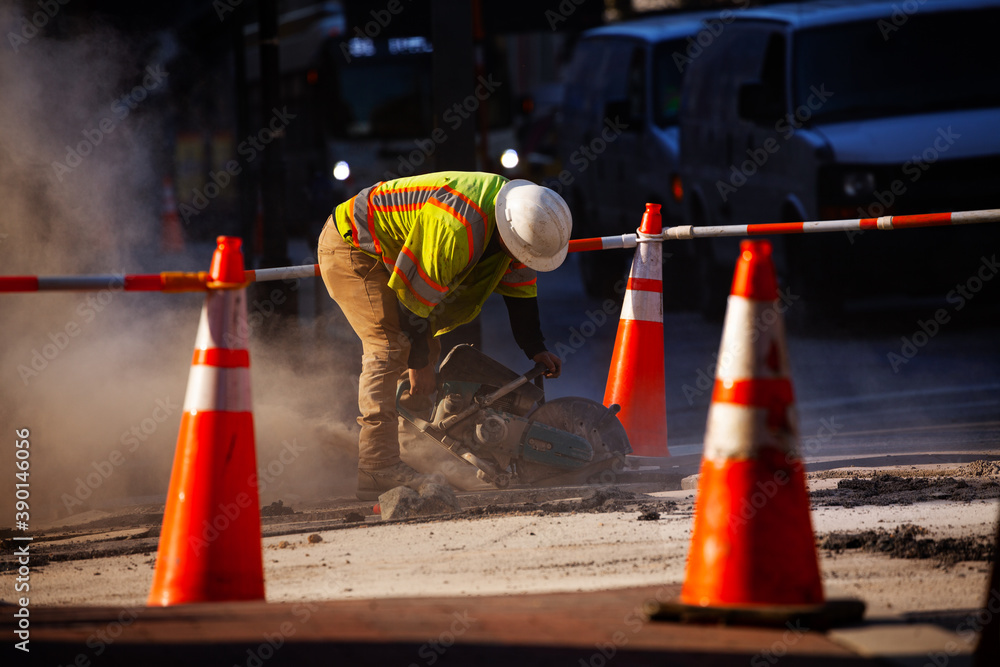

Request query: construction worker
[{"left": 318, "top": 171, "right": 572, "bottom": 500}]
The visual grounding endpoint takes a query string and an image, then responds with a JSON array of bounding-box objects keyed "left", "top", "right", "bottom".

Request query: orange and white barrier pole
[
  {"left": 603, "top": 203, "right": 668, "bottom": 457},
  {"left": 147, "top": 236, "right": 265, "bottom": 605},
  {"left": 567, "top": 233, "right": 639, "bottom": 253},
  {"left": 567, "top": 207, "right": 1000, "bottom": 251},
  {"left": 243, "top": 264, "right": 320, "bottom": 283},
  {"left": 5, "top": 208, "right": 995, "bottom": 293},
  {"left": 0, "top": 265, "right": 320, "bottom": 293}
]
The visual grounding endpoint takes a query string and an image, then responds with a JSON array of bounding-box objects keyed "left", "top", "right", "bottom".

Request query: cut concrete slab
[
  {"left": 378, "top": 483, "right": 462, "bottom": 521},
  {"left": 681, "top": 474, "right": 699, "bottom": 490}
]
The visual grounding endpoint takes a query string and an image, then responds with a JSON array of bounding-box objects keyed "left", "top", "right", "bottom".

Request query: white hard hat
[{"left": 494, "top": 180, "right": 572, "bottom": 272}]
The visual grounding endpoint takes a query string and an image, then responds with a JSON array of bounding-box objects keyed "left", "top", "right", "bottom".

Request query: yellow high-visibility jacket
[{"left": 333, "top": 171, "right": 537, "bottom": 335}]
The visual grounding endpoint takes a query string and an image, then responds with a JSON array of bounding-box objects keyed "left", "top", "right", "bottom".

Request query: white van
[{"left": 679, "top": 0, "right": 1000, "bottom": 318}]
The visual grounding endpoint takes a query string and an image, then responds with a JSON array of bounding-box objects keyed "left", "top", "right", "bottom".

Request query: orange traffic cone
[
  {"left": 147, "top": 236, "right": 264, "bottom": 606},
  {"left": 681, "top": 239, "right": 819, "bottom": 607},
  {"left": 650, "top": 239, "right": 862, "bottom": 626},
  {"left": 648, "top": 241, "right": 865, "bottom": 628},
  {"left": 160, "top": 177, "right": 185, "bottom": 253},
  {"left": 604, "top": 203, "right": 668, "bottom": 457}
]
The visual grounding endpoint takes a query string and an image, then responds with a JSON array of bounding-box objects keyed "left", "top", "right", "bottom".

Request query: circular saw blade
[{"left": 517, "top": 397, "right": 631, "bottom": 485}]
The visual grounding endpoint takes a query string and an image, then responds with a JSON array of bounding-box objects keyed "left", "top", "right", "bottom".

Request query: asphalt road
[{"left": 480, "top": 249, "right": 1000, "bottom": 464}]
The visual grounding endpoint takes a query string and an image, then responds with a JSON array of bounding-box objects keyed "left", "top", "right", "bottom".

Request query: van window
[
  {"left": 652, "top": 39, "right": 686, "bottom": 127},
  {"left": 758, "top": 33, "right": 786, "bottom": 116},
  {"left": 792, "top": 7, "right": 1000, "bottom": 123},
  {"left": 626, "top": 46, "right": 646, "bottom": 123},
  {"left": 699, "top": 26, "right": 773, "bottom": 122},
  {"left": 563, "top": 40, "right": 604, "bottom": 111},
  {"left": 563, "top": 37, "right": 632, "bottom": 119},
  {"left": 599, "top": 39, "right": 634, "bottom": 103}
]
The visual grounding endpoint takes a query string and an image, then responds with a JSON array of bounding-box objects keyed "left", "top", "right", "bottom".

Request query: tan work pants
[{"left": 317, "top": 218, "right": 440, "bottom": 469}]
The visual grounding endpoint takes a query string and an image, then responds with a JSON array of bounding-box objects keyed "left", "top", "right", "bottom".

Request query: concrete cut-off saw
[{"left": 397, "top": 344, "right": 632, "bottom": 491}]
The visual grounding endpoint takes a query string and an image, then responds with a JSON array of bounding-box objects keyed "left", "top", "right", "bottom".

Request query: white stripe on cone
[
  {"left": 714, "top": 296, "right": 791, "bottom": 382},
  {"left": 621, "top": 288, "right": 663, "bottom": 323},
  {"left": 632, "top": 242, "right": 660, "bottom": 279},
  {"left": 183, "top": 366, "right": 252, "bottom": 413},
  {"left": 620, "top": 239, "right": 663, "bottom": 322},
  {"left": 704, "top": 401, "right": 799, "bottom": 460},
  {"left": 184, "top": 290, "right": 251, "bottom": 413},
  {"left": 194, "top": 291, "right": 249, "bottom": 351},
  {"left": 704, "top": 292, "right": 799, "bottom": 460}
]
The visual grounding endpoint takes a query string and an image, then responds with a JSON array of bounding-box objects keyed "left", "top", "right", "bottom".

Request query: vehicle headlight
[
  {"left": 333, "top": 161, "right": 350, "bottom": 181},
  {"left": 843, "top": 171, "right": 875, "bottom": 199}
]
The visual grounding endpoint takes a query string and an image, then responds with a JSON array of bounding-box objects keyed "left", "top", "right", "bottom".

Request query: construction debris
[
  {"left": 378, "top": 483, "right": 462, "bottom": 521},
  {"left": 261, "top": 499, "right": 295, "bottom": 517},
  {"left": 820, "top": 523, "right": 995, "bottom": 566},
  {"left": 812, "top": 475, "right": 1000, "bottom": 507}
]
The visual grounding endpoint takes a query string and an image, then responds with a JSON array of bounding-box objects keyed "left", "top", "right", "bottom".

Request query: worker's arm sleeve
[
  {"left": 495, "top": 261, "right": 537, "bottom": 298},
  {"left": 503, "top": 295, "right": 547, "bottom": 359},
  {"left": 398, "top": 301, "right": 431, "bottom": 369}
]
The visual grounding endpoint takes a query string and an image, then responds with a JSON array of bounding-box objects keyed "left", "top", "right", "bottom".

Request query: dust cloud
[{"left": 0, "top": 5, "right": 359, "bottom": 525}]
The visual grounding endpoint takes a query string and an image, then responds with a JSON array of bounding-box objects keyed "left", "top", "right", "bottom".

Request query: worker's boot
[{"left": 357, "top": 461, "right": 444, "bottom": 501}]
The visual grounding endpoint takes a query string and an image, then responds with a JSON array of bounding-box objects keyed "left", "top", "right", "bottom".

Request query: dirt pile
[
  {"left": 820, "top": 523, "right": 995, "bottom": 566},
  {"left": 958, "top": 460, "right": 1000, "bottom": 477},
  {"left": 812, "top": 474, "right": 1000, "bottom": 507},
  {"left": 578, "top": 487, "right": 640, "bottom": 511},
  {"left": 811, "top": 460, "right": 1000, "bottom": 481},
  {"left": 261, "top": 500, "right": 295, "bottom": 517}
]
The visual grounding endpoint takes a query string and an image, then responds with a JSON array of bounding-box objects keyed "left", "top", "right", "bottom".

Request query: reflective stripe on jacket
[{"left": 333, "top": 171, "right": 537, "bottom": 334}]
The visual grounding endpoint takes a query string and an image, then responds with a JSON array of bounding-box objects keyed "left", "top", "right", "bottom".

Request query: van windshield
[
  {"left": 792, "top": 8, "right": 1000, "bottom": 124},
  {"left": 652, "top": 39, "right": 687, "bottom": 127}
]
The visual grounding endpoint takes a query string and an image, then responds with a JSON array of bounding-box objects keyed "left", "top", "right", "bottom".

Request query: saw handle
[
  {"left": 533, "top": 373, "right": 545, "bottom": 405},
  {"left": 481, "top": 362, "right": 548, "bottom": 407},
  {"left": 436, "top": 362, "right": 550, "bottom": 432},
  {"left": 525, "top": 362, "right": 549, "bottom": 383},
  {"left": 528, "top": 362, "right": 548, "bottom": 404}
]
